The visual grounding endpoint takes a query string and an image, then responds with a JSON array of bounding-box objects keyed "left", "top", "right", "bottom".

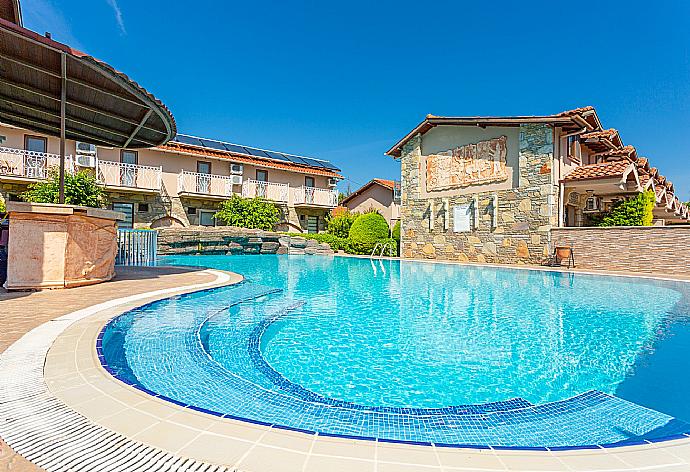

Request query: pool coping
[{"left": 3, "top": 261, "right": 690, "bottom": 471}]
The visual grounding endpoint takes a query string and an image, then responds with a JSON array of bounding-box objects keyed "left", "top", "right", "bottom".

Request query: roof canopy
[
  {"left": 0, "top": 0, "right": 20, "bottom": 25},
  {"left": 0, "top": 17, "right": 176, "bottom": 148}
]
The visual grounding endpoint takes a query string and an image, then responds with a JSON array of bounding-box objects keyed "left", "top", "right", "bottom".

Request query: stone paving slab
[{"left": 0, "top": 266, "right": 220, "bottom": 472}]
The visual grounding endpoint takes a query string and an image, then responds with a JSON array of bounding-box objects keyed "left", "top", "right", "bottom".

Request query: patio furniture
[{"left": 543, "top": 244, "right": 576, "bottom": 269}]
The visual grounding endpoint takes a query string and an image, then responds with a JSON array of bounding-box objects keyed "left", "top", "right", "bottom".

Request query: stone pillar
[
  {"left": 5, "top": 202, "right": 122, "bottom": 290},
  {"left": 399, "top": 134, "right": 422, "bottom": 258}
]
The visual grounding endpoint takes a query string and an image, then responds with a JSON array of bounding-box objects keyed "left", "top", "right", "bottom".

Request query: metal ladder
[{"left": 370, "top": 241, "right": 395, "bottom": 259}]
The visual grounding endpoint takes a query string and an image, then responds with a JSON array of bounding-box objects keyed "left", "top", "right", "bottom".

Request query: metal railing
[
  {"left": 116, "top": 229, "right": 157, "bottom": 266},
  {"left": 0, "top": 146, "right": 74, "bottom": 180},
  {"left": 241, "top": 179, "right": 289, "bottom": 203},
  {"left": 96, "top": 160, "right": 162, "bottom": 191},
  {"left": 370, "top": 241, "right": 395, "bottom": 258},
  {"left": 178, "top": 171, "right": 237, "bottom": 197},
  {"left": 292, "top": 186, "right": 338, "bottom": 207}
]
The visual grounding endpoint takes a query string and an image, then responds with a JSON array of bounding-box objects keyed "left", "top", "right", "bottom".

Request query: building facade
[
  {"left": 0, "top": 124, "right": 341, "bottom": 232},
  {"left": 341, "top": 178, "right": 401, "bottom": 227},
  {"left": 386, "top": 107, "right": 688, "bottom": 264}
]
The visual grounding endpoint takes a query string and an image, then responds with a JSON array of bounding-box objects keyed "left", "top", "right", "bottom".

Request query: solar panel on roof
[
  {"left": 245, "top": 147, "right": 271, "bottom": 158},
  {"left": 175, "top": 135, "right": 203, "bottom": 147},
  {"left": 199, "top": 139, "right": 227, "bottom": 151},
  {"left": 263, "top": 150, "right": 292, "bottom": 162},
  {"left": 174, "top": 134, "right": 339, "bottom": 171},
  {"left": 282, "top": 154, "right": 310, "bottom": 166},
  {"left": 300, "top": 157, "right": 328, "bottom": 168},
  {"left": 223, "top": 143, "right": 250, "bottom": 154}
]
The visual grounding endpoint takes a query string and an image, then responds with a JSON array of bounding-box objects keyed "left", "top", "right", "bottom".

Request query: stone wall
[
  {"left": 156, "top": 227, "right": 334, "bottom": 256},
  {"left": 400, "top": 124, "right": 558, "bottom": 264},
  {"left": 551, "top": 226, "right": 690, "bottom": 275}
]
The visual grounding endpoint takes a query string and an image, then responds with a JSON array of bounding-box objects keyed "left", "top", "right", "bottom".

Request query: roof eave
[{"left": 385, "top": 114, "right": 577, "bottom": 158}]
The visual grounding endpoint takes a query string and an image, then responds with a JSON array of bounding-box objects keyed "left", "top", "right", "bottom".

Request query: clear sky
[{"left": 22, "top": 0, "right": 690, "bottom": 199}]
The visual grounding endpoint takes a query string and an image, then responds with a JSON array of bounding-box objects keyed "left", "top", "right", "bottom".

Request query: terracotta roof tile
[
  {"left": 595, "top": 145, "right": 637, "bottom": 160},
  {"left": 581, "top": 128, "right": 618, "bottom": 140},
  {"left": 557, "top": 106, "right": 595, "bottom": 117},
  {"left": 158, "top": 142, "right": 342, "bottom": 178},
  {"left": 563, "top": 161, "right": 632, "bottom": 182},
  {"left": 372, "top": 178, "right": 396, "bottom": 189}
]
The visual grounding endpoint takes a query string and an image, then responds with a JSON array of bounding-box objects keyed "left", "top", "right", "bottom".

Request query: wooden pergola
[{"left": 0, "top": 15, "right": 176, "bottom": 202}]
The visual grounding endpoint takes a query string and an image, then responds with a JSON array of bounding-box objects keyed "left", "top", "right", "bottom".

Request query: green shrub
[
  {"left": 392, "top": 220, "right": 400, "bottom": 242},
  {"left": 348, "top": 212, "right": 390, "bottom": 254},
  {"left": 592, "top": 190, "right": 655, "bottom": 227},
  {"left": 22, "top": 169, "right": 106, "bottom": 207},
  {"left": 0, "top": 195, "right": 5, "bottom": 215},
  {"left": 284, "top": 232, "right": 354, "bottom": 253},
  {"left": 326, "top": 207, "right": 359, "bottom": 238},
  {"left": 214, "top": 195, "right": 280, "bottom": 231}
]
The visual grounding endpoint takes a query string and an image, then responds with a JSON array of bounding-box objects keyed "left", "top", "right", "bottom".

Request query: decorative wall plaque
[{"left": 426, "top": 136, "right": 508, "bottom": 191}]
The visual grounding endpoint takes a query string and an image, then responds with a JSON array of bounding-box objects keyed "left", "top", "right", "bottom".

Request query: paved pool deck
[{"left": 2, "top": 262, "right": 690, "bottom": 471}]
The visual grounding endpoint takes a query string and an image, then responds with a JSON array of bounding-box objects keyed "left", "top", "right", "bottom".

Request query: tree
[
  {"left": 22, "top": 169, "right": 107, "bottom": 208},
  {"left": 326, "top": 207, "right": 359, "bottom": 238},
  {"left": 214, "top": 195, "right": 280, "bottom": 231}
]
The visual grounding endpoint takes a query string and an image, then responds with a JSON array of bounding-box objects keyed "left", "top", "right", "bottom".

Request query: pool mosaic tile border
[{"left": 95, "top": 282, "right": 690, "bottom": 451}]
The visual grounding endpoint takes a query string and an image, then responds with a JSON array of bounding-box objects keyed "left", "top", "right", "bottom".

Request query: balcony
[
  {"left": 241, "top": 179, "right": 289, "bottom": 203},
  {"left": 0, "top": 146, "right": 74, "bottom": 182},
  {"left": 178, "top": 171, "right": 238, "bottom": 199},
  {"left": 96, "top": 160, "right": 162, "bottom": 192},
  {"left": 292, "top": 186, "right": 338, "bottom": 207}
]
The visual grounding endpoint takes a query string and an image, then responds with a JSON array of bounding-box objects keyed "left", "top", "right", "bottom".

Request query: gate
[{"left": 116, "top": 229, "right": 157, "bottom": 266}]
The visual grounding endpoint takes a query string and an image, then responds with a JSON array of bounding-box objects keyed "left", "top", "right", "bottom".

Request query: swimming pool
[{"left": 100, "top": 255, "right": 690, "bottom": 448}]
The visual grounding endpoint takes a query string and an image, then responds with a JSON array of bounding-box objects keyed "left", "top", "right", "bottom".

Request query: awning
[{"left": 0, "top": 17, "right": 176, "bottom": 149}]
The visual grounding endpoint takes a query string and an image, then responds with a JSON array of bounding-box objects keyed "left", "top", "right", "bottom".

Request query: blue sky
[{"left": 22, "top": 0, "right": 690, "bottom": 198}]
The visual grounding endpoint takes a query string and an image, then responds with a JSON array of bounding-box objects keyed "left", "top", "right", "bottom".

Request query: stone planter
[{"left": 5, "top": 202, "right": 123, "bottom": 290}]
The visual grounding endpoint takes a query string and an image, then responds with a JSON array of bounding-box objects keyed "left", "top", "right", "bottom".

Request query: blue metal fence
[{"left": 116, "top": 229, "right": 157, "bottom": 266}]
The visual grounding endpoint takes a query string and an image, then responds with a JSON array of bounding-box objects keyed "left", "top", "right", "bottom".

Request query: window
[
  {"left": 119, "top": 151, "right": 138, "bottom": 187},
  {"left": 196, "top": 161, "right": 212, "bottom": 193},
  {"left": 112, "top": 202, "right": 134, "bottom": 229},
  {"left": 138, "top": 203, "right": 149, "bottom": 212},
  {"left": 307, "top": 215, "right": 319, "bottom": 234},
  {"left": 567, "top": 135, "right": 581, "bottom": 163},
  {"left": 25, "top": 135, "right": 47, "bottom": 153},
  {"left": 120, "top": 150, "right": 138, "bottom": 165},
  {"left": 187, "top": 207, "right": 197, "bottom": 214},
  {"left": 305, "top": 176, "right": 315, "bottom": 187},
  {"left": 199, "top": 210, "right": 215, "bottom": 227},
  {"left": 256, "top": 169, "right": 268, "bottom": 182},
  {"left": 197, "top": 161, "right": 211, "bottom": 174}
]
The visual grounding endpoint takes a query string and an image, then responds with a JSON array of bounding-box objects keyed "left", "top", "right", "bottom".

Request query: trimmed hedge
[
  {"left": 392, "top": 220, "right": 400, "bottom": 242},
  {"left": 349, "top": 212, "right": 390, "bottom": 254}
]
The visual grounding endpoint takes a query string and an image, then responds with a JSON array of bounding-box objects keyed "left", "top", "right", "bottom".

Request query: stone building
[
  {"left": 0, "top": 124, "right": 341, "bottom": 232},
  {"left": 386, "top": 107, "right": 688, "bottom": 264}
]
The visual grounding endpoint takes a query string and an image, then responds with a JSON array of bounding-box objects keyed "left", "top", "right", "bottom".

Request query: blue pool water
[{"left": 101, "top": 255, "right": 690, "bottom": 447}]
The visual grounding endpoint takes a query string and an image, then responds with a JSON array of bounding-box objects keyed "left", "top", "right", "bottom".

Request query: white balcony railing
[
  {"left": 292, "top": 186, "right": 338, "bottom": 207},
  {"left": 0, "top": 146, "right": 74, "bottom": 180},
  {"left": 242, "top": 179, "right": 289, "bottom": 203},
  {"left": 178, "top": 171, "right": 237, "bottom": 198},
  {"left": 96, "top": 160, "right": 162, "bottom": 191}
]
